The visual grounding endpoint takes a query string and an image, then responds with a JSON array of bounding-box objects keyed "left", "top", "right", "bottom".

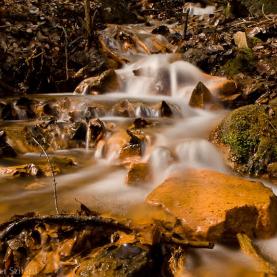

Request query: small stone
[
  {"left": 112, "top": 100, "right": 135, "bottom": 117},
  {"left": 74, "top": 69, "right": 121, "bottom": 95},
  {"left": 268, "top": 163, "right": 277, "bottom": 179},
  {"left": 126, "top": 162, "right": 152, "bottom": 186},
  {"left": 189, "top": 81, "right": 213, "bottom": 109},
  {"left": 234, "top": 32, "right": 249, "bottom": 49}
]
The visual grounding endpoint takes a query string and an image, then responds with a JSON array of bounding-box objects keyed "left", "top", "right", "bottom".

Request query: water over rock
[
  {"left": 0, "top": 130, "right": 17, "bottom": 158},
  {"left": 146, "top": 169, "right": 277, "bottom": 241},
  {"left": 126, "top": 162, "right": 152, "bottom": 186},
  {"left": 74, "top": 69, "right": 121, "bottom": 95}
]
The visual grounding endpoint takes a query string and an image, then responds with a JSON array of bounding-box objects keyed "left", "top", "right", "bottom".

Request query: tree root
[{"left": 0, "top": 214, "right": 132, "bottom": 242}]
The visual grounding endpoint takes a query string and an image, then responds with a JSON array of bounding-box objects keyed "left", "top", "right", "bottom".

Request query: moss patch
[
  {"left": 221, "top": 49, "right": 256, "bottom": 76},
  {"left": 214, "top": 104, "right": 277, "bottom": 176}
]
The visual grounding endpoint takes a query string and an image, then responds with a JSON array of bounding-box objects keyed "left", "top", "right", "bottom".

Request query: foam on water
[{"left": 116, "top": 54, "right": 226, "bottom": 101}]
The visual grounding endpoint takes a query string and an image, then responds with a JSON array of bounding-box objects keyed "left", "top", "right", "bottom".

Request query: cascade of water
[
  {"left": 175, "top": 139, "right": 227, "bottom": 172},
  {"left": 85, "top": 121, "right": 91, "bottom": 152},
  {"left": 13, "top": 103, "right": 27, "bottom": 120},
  {"left": 116, "top": 54, "right": 227, "bottom": 99}
]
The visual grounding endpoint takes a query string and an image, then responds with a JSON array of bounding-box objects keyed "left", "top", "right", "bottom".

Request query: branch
[
  {"left": 0, "top": 215, "right": 131, "bottom": 241},
  {"left": 32, "top": 137, "right": 59, "bottom": 214}
]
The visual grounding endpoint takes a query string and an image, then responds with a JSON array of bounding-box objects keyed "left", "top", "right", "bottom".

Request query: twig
[
  {"left": 84, "top": 0, "right": 93, "bottom": 46},
  {"left": 32, "top": 137, "right": 59, "bottom": 214},
  {"left": 237, "top": 233, "right": 277, "bottom": 274},
  {"left": 0, "top": 215, "right": 131, "bottom": 241},
  {"left": 262, "top": 4, "right": 272, "bottom": 20},
  {"left": 168, "top": 236, "right": 214, "bottom": 249},
  {"left": 98, "top": 35, "right": 128, "bottom": 65},
  {"left": 57, "top": 25, "right": 69, "bottom": 80},
  {"left": 183, "top": 8, "right": 190, "bottom": 40},
  {"left": 269, "top": 120, "right": 277, "bottom": 135}
]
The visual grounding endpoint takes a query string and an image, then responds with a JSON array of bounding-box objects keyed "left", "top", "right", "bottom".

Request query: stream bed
[{"left": 0, "top": 54, "right": 276, "bottom": 276}]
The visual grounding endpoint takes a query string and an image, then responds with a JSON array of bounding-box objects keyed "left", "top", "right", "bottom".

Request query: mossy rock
[
  {"left": 210, "top": 104, "right": 277, "bottom": 178},
  {"left": 221, "top": 49, "right": 256, "bottom": 77}
]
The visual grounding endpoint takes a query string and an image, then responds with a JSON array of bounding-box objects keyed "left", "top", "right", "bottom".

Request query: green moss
[
  {"left": 217, "top": 104, "right": 277, "bottom": 175},
  {"left": 251, "top": 36, "right": 262, "bottom": 46},
  {"left": 221, "top": 49, "right": 256, "bottom": 76}
]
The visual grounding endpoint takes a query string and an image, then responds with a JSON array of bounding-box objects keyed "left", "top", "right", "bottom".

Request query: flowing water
[{"left": 0, "top": 54, "right": 276, "bottom": 275}]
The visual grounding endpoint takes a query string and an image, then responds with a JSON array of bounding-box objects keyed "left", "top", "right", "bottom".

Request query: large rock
[
  {"left": 146, "top": 169, "right": 277, "bottom": 241},
  {"left": 210, "top": 104, "right": 277, "bottom": 179}
]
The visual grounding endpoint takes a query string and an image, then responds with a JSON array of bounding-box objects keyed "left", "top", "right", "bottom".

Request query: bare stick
[
  {"left": 237, "top": 233, "right": 277, "bottom": 274},
  {"left": 262, "top": 4, "right": 272, "bottom": 20},
  {"left": 183, "top": 8, "right": 190, "bottom": 40},
  {"left": 0, "top": 214, "right": 131, "bottom": 241},
  {"left": 84, "top": 0, "right": 92, "bottom": 45},
  {"left": 32, "top": 137, "right": 59, "bottom": 214},
  {"left": 57, "top": 25, "right": 69, "bottom": 80}
]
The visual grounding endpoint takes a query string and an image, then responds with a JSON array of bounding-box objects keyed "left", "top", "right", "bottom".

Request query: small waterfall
[
  {"left": 175, "top": 139, "right": 227, "bottom": 172},
  {"left": 116, "top": 54, "right": 227, "bottom": 99},
  {"left": 85, "top": 121, "right": 91, "bottom": 152},
  {"left": 13, "top": 104, "right": 27, "bottom": 120}
]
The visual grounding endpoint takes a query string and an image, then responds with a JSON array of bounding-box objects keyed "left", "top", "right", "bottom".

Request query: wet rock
[
  {"left": 210, "top": 79, "right": 240, "bottom": 107},
  {"left": 103, "top": 129, "right": 130, "bottom": 160},
  {"left": 76, "top": 243, "right": 154, "bottom": 277},
  {"left": 15, "top": 97, "right": 36, "bottom": 119},
  {"left": 0, "top": 130, "right": 17, "bottom": 158},
  {"left": 189, "top": 81, "right": 213, "bottom": 109},
  {"left": 152, "top": 25, "right": 170, "bottom": 37},
  {"left": 132, "top": 118, "right": 150, "bottom": 129},
  {"left": 146, "top": 169, "right": 277, "bottom": 241},
  {"left": 119, "top": 144, "right": 143, "bottom": 162},
  {"left": 126, "top": 162, "right": 152, "bottom": 186},
  {"left": 74, "top": 69, "right": 121, "bottom": 95},
  {"left": 167, "top": 32, "right": 183, "bottom": 45},
  {"left": 267, "top": 163, "right": 277, "bottom": 179},
  {"left": 0, "top": 162, "right": 61, "bottom": 178},
  {"left": 210, "top": 104, "right": 277, "bottom": 178},
  {"left": 39, "top": 103, "right": 60, "bottom": 118},
  {"left": 116, "top": 129, "right": 146, "bottom": 162},
  {"left": 0, "top": 103, "right": 18, "bottom": 120},
  {"left": 89, "top": 119, "right": 105, "bottom": 143},
  {"left": 160, "top": 101, "right": 173, "bottom": 117},
  {"left": 112, "top": 100, "right": 135, "bottom": 117},
  {"left": 71, "top": 122, "right": 87, "bottom": 141},
  {"left": 0, "top": 164, "right": 40, "bottom": 177},
  {"left": 84, "top": 105, "right": 105, "bottom": 119}
]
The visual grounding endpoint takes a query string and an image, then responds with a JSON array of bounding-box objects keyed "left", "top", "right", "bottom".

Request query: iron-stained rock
[{"left": 146, "top": 169, "right": 277, "bottom": 241}]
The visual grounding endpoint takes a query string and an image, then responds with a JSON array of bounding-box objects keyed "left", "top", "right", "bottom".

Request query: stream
[{"left": 0, "top": 54, "right": 276, "bottom": 275}]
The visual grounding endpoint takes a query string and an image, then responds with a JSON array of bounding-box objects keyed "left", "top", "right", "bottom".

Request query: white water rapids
[{"left": 1, "top": 54, "right": 276, "bottom": 275}]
